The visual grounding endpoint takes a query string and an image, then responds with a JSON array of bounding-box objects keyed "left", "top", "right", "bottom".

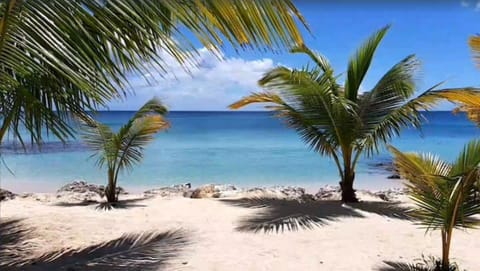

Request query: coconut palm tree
[
  {"left": 230, "top": 25, "right": 480, "bottom": 202},
  {"left": 80, "top": 98, "right": 169, "bottom": 203},
  {"left": 0, "top": 0, "right": 309, "bottom": 147},
  {"left": 451, "top": 35, "right": 480, "bottom": 126},
  {"left": 388, "top": 141, "right": 480, "bottom": 270}
]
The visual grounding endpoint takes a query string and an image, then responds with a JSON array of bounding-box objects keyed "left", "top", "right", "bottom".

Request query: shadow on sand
[
  {"left": 53, "top": 197, "right": 151, "bottom": 210},
  {"left": 221, "top": 198, "right": 413, "bottom": 233},
  {"left": 0, "top": 219, "right": 189, "bottom": 270},
  {"left": 0, "top": 219, "right": 33, "bottom": 267},
  {"left": 377, "top": 260, "right": 440, "bottom": 271}
]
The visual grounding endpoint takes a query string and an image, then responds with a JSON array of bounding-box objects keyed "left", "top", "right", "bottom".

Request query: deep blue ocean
[{"left": 2, "top": 111, "right": 479, "bottom": 193}]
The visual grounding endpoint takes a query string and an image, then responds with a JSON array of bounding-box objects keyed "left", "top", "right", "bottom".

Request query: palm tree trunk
[
  {"left": 441, "top": 229, "right": 450, "bottom": 270},
  {"left": 340, "top": 168, "right": 359, "bottom": 203},
  {"left": 105, "top": 168, "right": 117, "bottom": 203},
  {"left": 441, "top": 226, "right": 454, "bottom": 270},
  {"left": 339, "top": 148, "right": 359, "bottom": 203}
]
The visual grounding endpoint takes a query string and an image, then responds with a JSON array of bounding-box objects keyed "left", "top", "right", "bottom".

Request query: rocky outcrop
[
  {"left": 314, "top": 185, "right": 342, "bottom": 200},
  {"left": 314, "top": 185, "right": 407, "bottom": 202},
  {"left": 56, "top": 180, "right": 127, "bottom": 202},
  {"left": 144, "top": 183, "right": 192, "bottom": 197},
  {"left": 190, "top": 184, "right": 237, "bottom": 199},
  {"left": 0, "top": 188, "right": 16, "bottom": 201},
  {"left": 373, "top": 188, "right": 408, "bottom": 202},
  {"left": 242, "top": 186, "right": 306, "bottom": 200}
]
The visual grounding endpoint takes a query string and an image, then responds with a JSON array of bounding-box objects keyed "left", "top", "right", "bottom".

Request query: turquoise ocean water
[{"left": 1, "top": 111, "right": 479, "bottom": 193}]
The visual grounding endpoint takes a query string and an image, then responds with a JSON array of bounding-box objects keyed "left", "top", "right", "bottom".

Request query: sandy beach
[{"left": 1, "top": 183, "right": 480, "bottom": 271}]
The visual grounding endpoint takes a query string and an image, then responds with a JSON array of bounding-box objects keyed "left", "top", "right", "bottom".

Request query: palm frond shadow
[
  {"left": 53, "top": 197, "right": 151, "bottom": 210},
  {"left": 0, "top": 219, "right": 33, "bottom": 266},
  {"left": 378, "top": 258, "right": 459, "bottom": 271},
  {"left": 221, "top": 198, "right": 413, "bottom": 233},
  {"left": 3, "top": 229, "right": 189, "bottom": 271},
  {"left": 378, "top": 261, "right": 432, "bottom": 271}
]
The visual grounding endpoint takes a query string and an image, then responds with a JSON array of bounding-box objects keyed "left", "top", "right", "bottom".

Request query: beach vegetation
[
  {"left": 389, "top": 141, "right": 480, "bottom": 270},
  {"left": 230, "top": 25, "right": 480, "bottom": 202},
  {"left": 80, "top": 98, "right": 169, "bottom": 203}
]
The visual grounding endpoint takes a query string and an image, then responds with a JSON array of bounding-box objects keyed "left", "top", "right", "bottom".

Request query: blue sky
[{"left": 109, "top": 1, "right": 480, "bottom": 111}]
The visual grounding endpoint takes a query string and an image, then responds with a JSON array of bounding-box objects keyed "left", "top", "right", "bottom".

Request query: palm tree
[
  {"left": 0, "top": 0, "right": 309, "bottom": 147},
  {"left": 80, "top": 98, "right": 169, "bottom": 203},
  {"left": 389, "top": 141, "right": 480, "bottom": 270},
  {"left": 450, "top": 35, "right": 480, "bottom": 126},
  {"left": 230, "top": 25, "right": 480, "bottom": 202}
]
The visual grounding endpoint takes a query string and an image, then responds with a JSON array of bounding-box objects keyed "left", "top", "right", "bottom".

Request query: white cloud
[
  {"left": 461, "top": 0, "right": 470, "bottom": 7},
  {"left": 108, "top": 48, "right": 276, "bottom": 111}
]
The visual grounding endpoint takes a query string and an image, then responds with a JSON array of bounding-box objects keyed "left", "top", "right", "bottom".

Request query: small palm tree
[
  {"left": 80, "top": 98, "right": 169, "bottom": 203},
  {"left": 230, "top": 25, "right": 480, "bottom": 202},
  {"left": 389, "top": 141, "right": 480, "bottom": 270}
]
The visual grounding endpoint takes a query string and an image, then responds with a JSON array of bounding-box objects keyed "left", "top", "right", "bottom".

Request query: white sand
[{"left": 1, "top": 194, "right": 480, "bottom": 270}]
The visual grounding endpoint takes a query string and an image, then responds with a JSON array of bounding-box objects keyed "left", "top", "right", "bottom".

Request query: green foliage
[
  {"left": 0, "top": 0, "right": 309, "bottom": 146},
  {"left": 389, "top": 141, "right": 480, "bottom": 269},
  {"left": 230, "top": 25, "right": 480, "bottom": 202},
  {"left": 80, "top": 97, "right": 169, "bottom": 202}
]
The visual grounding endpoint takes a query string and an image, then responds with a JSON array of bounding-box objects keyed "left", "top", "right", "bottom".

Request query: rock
[
  {"left": 314, "top": 185, "right": 341, "bottom": 200},
  {"left": 191, "top": 184, "right": 219, "bottom": 199},
  {"left": 0, "top": 188, "right": 16, "bottom": 201},
  {"left": 298, "top": 193, "right": 316, "bottom": 203},
  {"left": 387, "top": 174, "right": 401, "bottom": 179},
  {"left": 190, "top": 184, "right": 238, "bottom": 199},
  {"left": 244, "top": 186, "right": 305, "bottom": 200},
  {"left": 144, "top": 183, "right": 192, "bottom": 198},
  {"left": 373, "top": 188, "right": 408, "bottom": 202},
  {"left": 56, "top": 180, "right": 127, "bottom": 202}
]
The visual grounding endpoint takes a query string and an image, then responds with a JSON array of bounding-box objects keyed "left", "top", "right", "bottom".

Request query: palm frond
[
  {"left": 389, "top": 144, "right": 480, "bottom": 232},
  {"left": 229, "top": 91, "right": 340, "bottom": 159},
  {"left": 79, "top": 116, "right": 115, "bottom": 169},
  {"left": 344, "top": 25, "right": 390, "bottom": 101},
  {"left": 1, "top": 0, "right": 309, "bottom": 146},
  {"left": 166, "top": 0, "right": 309, "bottom": 52},
  {"left": 132, "top": 97, "right": 168, "bottom": 120},
  {"left": 229, "top": 66, "right": 354, "bottom": 175},
  {"left": 389, "top": 146, "right": 454, "bottom": 230},
  {"left": 469, "top": 35, "right": 480, "bottom": 69},
  {"left": 453, "top": 104, "right": 480, "bottom": 126},
  {"left": 10, "top": 230, "right": 188, "bottom": 271},
  {"left": 289, "top": 44, "right": 340, "bottom": 93},
  {"left": 358, "top": 55, "right": 420, "bottom": 155},
  {"left": 115, "top": 115, "right": 170, "bottom": 173},
  {"left": 450, "top": 139, "right": 480, "bottom": 176}
]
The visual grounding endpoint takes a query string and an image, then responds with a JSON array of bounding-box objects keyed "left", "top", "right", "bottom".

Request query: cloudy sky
[{"left": 109, "top": 1, "right": 480, "bottom": 111}]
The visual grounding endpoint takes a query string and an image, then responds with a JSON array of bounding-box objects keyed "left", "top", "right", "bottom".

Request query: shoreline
[
  {"left": 1, "top": 178, "right": 407, "bottom": 203},
  {"left": 0, "top": 171, "right": 403, "bottom": 195}
]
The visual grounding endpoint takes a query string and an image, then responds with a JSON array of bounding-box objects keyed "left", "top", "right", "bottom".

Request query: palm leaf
[
  {"left": 132, "top": 97, "right": 168, "bottom": 120},
  {"left": 289, "top": 44, "right": 340, "bottom": 93},
  {"left": 1, "top": 0, "right": 309, "bottom": 146},
  {"left": 8, "top": 230, "right": 188, "bottom": 271},
  {"left": 469, "top": 35, "right": 480, "bottom": 69},
  {"left": 358, "top": 55, "right": 420, "bottom": 155},
  {"left": 115, "top": 115, "right": 170, "bottom": 174},
  {"left": 389, "top": 144, "right": 480, "bottom": 232},
  {"left": 389, "top": 146, "right": 453, "bottom": 230},
  {"left": 79, "top": 116, "right": 116, "bottom": 169},
  {"left": 344, "top": 25, "right": 390, "bottom": 101},
  {"left": 453, "top": 105, "right": 480, "bottom": 126},
  {"left": 450, "top": 139, "right": 480, "bottom": 176},
  {"left": 229, "top": 67, "right": 353, "bottom": 177}
]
